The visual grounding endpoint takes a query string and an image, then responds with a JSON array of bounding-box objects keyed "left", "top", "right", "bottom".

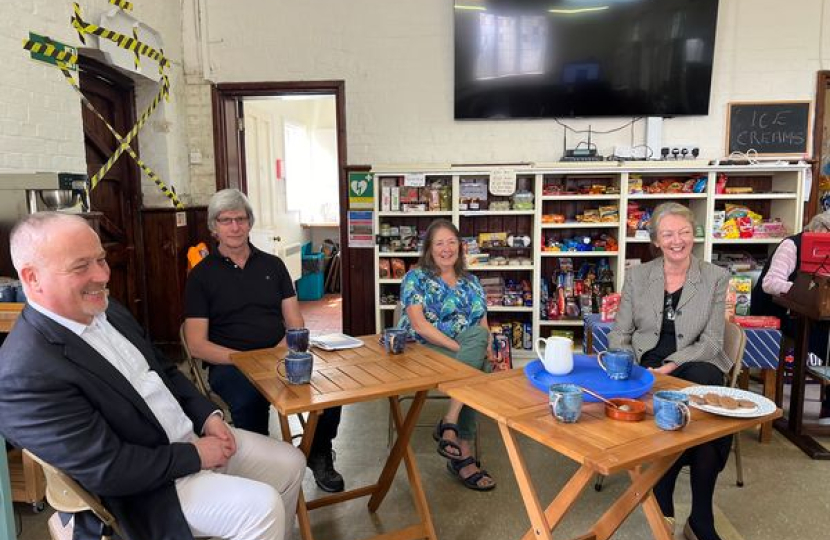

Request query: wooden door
[{"left": 79, "top": 58, "right": 146, "bottom": 324}]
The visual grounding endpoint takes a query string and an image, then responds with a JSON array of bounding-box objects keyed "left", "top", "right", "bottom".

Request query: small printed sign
[
  {"left": 175, "top": 211, "right": 187, "bottom": 227},
  {"left": 348, "top": 172, "right": 374, "bottom": 209},
  {"left": 490, "top": 169, "right": 517, "bottom": 196},
  {"left": 404, "top": 173, "right": 426, "bottom": 187},
  {"left": 347, "top": 211, "right": 374, "bottom": 248}
]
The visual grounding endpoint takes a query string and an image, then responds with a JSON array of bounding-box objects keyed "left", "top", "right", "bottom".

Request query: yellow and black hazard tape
[
  {"left": 71, "top": 3, "right": 170, "bottom": 74},
  {"left": 109, "top": 0, "right": 133, "bottom": 12},
  {"left": 55, "top": 63, "right": 183, "bottom": 208},
  {"left": 22, "top": 38, "right": 78, "bottom": 67}
]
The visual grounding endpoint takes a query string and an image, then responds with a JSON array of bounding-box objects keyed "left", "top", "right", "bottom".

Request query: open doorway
[{"left": 211, "top": 83, "right": 345, "bottom": 334}]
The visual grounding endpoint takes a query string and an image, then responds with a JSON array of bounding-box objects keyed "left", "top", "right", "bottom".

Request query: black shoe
[{"left": 308, "top": 451, "right": 345, "bottom": 493}]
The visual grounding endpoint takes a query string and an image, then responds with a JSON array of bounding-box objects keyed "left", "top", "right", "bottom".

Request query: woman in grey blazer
[{"left": 608, "top": 203, "right": 732, "bottom": 540}]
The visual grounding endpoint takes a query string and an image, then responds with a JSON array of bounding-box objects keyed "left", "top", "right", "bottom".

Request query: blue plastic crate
[{"left": 297, "top": 271, "right": 324, "bottom": 301}]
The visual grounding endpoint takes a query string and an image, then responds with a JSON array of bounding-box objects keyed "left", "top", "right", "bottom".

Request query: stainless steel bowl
[{"left": 38, "top": 189, "right": 81, "bottom": 210}]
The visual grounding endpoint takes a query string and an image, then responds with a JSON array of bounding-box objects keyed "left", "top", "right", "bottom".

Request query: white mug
[{"left": 534, "top": 336, "right": 574, "bottom": 375}]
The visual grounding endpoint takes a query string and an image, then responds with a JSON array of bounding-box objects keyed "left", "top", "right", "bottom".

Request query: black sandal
[
  {"left": 432, "top": 419, "right": 462, "bottom": 459},
  {"left": 446, "top": 456, "right": 496, "bottom": 492}
]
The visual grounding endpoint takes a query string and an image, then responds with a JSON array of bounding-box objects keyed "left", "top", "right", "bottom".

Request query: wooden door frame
[
  {"left": 811, "top": 71, "right": 830, "bottom": 221},
  {"left": 79, "top": 55, "right": 148, "bottom": 327},
  {"left": 211, "top": 81, "right": 363, "bottom": 332}
]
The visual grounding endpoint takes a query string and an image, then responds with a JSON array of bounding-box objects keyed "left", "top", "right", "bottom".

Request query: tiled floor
[{"left": 300, "top": 294, "right": 342, "bottom": 334}]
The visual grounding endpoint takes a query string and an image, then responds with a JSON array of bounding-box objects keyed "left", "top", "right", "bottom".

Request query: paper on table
[{"left": 310, "top": 333, "right": 365, "bottom": 351}]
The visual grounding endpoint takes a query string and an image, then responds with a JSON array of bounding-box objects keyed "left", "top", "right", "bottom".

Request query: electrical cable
[{"left": 553, "top": 116, "right": 643, "bottom": 135}]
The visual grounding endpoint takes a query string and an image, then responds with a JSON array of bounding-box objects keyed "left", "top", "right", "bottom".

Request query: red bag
[{"left": 800, "top": 232, "right": 830, "bottom": 276}]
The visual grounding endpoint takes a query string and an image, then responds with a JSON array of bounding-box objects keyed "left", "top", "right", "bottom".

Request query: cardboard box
[
  {"left": 390, "top": 187, "right": 400, "bottom": 211},
  {"left": 381, "top": 186, "right": 391, "bottom": 211}
]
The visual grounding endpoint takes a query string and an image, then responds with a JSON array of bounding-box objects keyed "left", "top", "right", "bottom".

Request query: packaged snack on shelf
[
  {"left": 523, "top": 322, "right": 532, "bottom": 350},
  {"left": 399, "top": 186, "right": 419, "bottom": 204},
  {"left": 491, "top": 334, "right": 512, "bottom": 371},
  {"left": 725, "top": 186, "right": 754, "bottom": 194},
  {"left": 716, "top": 173, "right": 727, "bottom": 194},
  {"left": 427, "top": 188, "right": 441, "bottom": 211},
  {"left": 731, "top": 315, "right": 781, "bottom": 329},
  {"left": 379, "top": 258, "right": 391, "bottom": 279},
  {"left": 727, "top": 275, "right": 752, "bottom": 317},
  {"left": 629, "top": 175, "right": 643, "bottom": 194},
  {"left": 601, "top": 292, "right": 621, "bottom": 322},
  {"left": 381, "top": 186, "right": 391, "bottom": 211},
  {"left": 712, "top": 210, "right": 726, "bottom": 237},
  {"left": 479, "top": 232, "right": 508, "bottom": 247},
  {"left": 693, "top": 176, "right": 707, "bottom": 193},
  {"left": 721, "top": 219, "right": 740, "bottom": 239},
  {"left": 549, "top": 330, "right": 575, "bottom": 341},
  {"left": 391, "top": 258, "right": 407, "bottom": 279},
  {"left": 736, "top": 216, "right": 754, "bottom": 238},
  {"left": 390, "top": 187, "right": 400, "bottom": 211},
  {"left": 599, "top": 205, "right": 619, "bottom": 222}
]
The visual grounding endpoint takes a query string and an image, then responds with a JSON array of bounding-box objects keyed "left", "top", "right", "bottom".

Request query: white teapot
[{"left": 534, "top": 336, "right": 574, "bottom": 375}]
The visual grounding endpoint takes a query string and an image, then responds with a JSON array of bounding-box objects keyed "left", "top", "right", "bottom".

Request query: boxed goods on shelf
[
  {"left": 543, "top": 233, "right": 618, "bottom": 252},
  {"left": 629, "top": 174, "right": 706, "bottom": 194},
  {"left": 541, "top": 258, "right": 615, "bottom": 322}
]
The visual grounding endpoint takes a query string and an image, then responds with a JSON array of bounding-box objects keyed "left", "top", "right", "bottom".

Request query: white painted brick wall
[
  {"left": 4, "top": 1, "right": 829, "bottom": 202},
  {"left": 1, "top": 0, "right": 190, "bottom": 207},
  {"left": 180, "top": 0, "right": 829, "bottom": 197}
]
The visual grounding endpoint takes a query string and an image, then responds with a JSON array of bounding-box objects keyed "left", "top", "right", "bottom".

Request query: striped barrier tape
[
  {"left": 22, "top": 38, "right": 78, "bottom": 68},
  {"left": 57, "top": 63, "right": 182, "bottom": 207},
  {"left": 71, "top": 2, "right": 170, "bottom": 74},
  {"left": 109, "top": 0, "right": 133, "bottom": 11}
]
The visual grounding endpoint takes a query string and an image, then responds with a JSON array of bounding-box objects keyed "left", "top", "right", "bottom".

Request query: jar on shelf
[{"left": 512, "top": 189, "right": 534, "bottom": 210}]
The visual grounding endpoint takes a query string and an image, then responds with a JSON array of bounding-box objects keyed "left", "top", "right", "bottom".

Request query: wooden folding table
[
  {"left": 440, "top": 369, "right": 781, "bottom": 540},
  {"left": 232, "top": 337, "right": 482, "bottom": 540}
]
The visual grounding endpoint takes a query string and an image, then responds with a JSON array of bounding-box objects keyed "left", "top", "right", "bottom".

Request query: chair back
[
  {"left": 392, "top": 303, "right": 403, "bottom": 327},
  {"left": 724, "top": 320, "right": 747, "bottom": 388},
  {"left": 180, "top": 323, "right": 210, "bottom": 396},
  {"left": 24, "top": 450, "right": 120, "bottom": 537}
]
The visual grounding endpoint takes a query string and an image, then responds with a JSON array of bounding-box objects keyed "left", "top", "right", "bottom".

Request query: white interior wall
[
  {"left": 5, "top": 1, "right": 830, "bottom": 205},
  {"left": 1, "top": 0, "right": 190, "bottom": 206},
  {"left": 183, "top": 0, "right": 830, "bottom": 194}
]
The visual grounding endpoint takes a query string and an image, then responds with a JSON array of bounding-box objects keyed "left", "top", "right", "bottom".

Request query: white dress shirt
[{"left": 29, "top": 300, "right": 196, "bottom": 444}]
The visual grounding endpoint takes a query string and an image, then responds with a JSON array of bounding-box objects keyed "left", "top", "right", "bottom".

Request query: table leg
[
  {"left": 368, "top": 391, "right": 427, "bottom": 512},
  {"left": 760, "top": 368, "right": 776, "bottom": 443},
  {"left": 385, "top": 394, "right": 438, "bottom": 540},
  {"left": 498, "top": 422, "right": 555, "bottom": 540},
  {"left": 774, "top": 315, "right": 830, "bottom": 458},
  {"left": 279, "top": 411, "right": 321, "bottom": 540},
  {"left": 630, "top": 466, "right": 675, "bottom": 540},
  {"left": 589, "top": 455, "right": 678, "bottom": 540}
]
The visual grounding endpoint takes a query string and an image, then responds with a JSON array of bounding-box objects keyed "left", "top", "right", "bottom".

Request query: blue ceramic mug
[
  {"left": 277, "top": 351, "right": 314, "bottom": 385},
  {"left": 384, "top": 328, "right": 407, "bottom": 355},
  {"left": 597, "top": 349, "right": 635, "bottom": 381},
  {"left": 549, "top": 383, "right": 583, "bottom": 423},
  {"left": 286, "top": 327, "right": 310, "bottom": 353},
  {"left": 653, "top": 390, "right": 691, "bottom": 431}
]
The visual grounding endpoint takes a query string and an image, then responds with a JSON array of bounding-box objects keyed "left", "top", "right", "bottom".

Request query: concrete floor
[{"left": 12, "top": 385, "right": 830, "bottom": 540}]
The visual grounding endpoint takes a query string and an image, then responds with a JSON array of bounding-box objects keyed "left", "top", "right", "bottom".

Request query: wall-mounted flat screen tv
[{"left": 454, "top": 0, "right": 720, "bottom": 119}]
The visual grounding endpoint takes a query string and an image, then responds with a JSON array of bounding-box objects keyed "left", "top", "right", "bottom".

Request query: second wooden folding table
[{"left": 440, "top": 368, "right": 781, "bottom": 540}]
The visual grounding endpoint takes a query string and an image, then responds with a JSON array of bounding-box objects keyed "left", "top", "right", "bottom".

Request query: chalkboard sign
[{"left": 726, "top": 101, "right": 812, "bottom": 156}]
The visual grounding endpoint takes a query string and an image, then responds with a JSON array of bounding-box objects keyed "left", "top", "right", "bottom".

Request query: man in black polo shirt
[{"left": 184, "top": 189, "right": 344, "bottom": 493}]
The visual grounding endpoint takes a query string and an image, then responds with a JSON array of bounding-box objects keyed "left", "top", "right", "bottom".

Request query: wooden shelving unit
[{"left": 370, "top": 163, "right": 809, "bottom": 358}]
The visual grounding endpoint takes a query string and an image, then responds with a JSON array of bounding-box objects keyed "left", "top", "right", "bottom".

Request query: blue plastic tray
[{"left": 524, "top": 354, "right": 654, "bottom": 402}]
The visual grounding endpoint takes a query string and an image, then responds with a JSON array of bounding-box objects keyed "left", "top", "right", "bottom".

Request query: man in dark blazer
[{"left": 0, "top": 213, "right": 305, "bottom": 540}]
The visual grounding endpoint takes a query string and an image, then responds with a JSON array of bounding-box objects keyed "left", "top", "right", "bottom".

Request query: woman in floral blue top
[{"left": 398, "top": 219, "right": 495, "bottom": 491}]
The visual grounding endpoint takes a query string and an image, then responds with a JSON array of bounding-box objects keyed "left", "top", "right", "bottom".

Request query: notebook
[{"left": 310, "top": 333, "right": 365, "bottom": 351}]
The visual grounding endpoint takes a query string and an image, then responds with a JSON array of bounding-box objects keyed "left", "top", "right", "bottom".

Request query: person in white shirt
[{"left": 0, "top": 212, "right": 305, "bottom": 540}]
